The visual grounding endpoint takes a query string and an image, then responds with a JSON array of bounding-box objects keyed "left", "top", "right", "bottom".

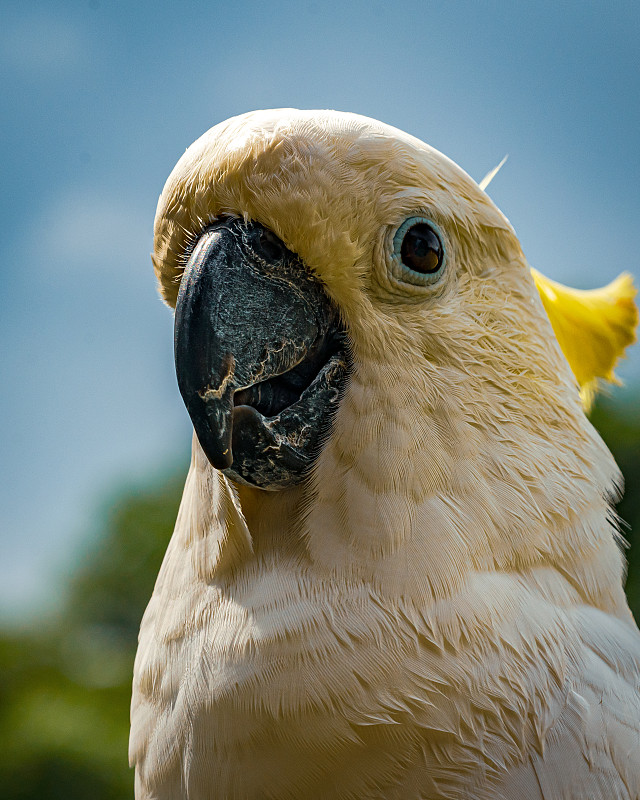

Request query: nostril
[{"left": 257, "top": 228, "right": 286, "bottom": 261}]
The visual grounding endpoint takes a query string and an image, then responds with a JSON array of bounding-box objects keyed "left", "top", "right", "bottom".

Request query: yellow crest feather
[{"left": 531, "top": 268, "right": 638, "bottom": 409}]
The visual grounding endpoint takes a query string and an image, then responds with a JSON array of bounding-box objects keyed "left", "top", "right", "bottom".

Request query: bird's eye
[
  {"left": 400, "top": 224, "right": 442, "bottom": 274},
  {"left": 391, "top": 217, "right": 446, "bottom": 288}
]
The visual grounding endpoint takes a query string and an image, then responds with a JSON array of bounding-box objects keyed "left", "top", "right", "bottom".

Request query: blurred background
[{"left": 1, "top": 1, "right": 638, "bottom": 797}]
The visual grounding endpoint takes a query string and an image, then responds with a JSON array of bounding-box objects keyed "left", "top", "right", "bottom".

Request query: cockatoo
[{"left": 130, "top": 109, "right": 640, "bottom": 799}]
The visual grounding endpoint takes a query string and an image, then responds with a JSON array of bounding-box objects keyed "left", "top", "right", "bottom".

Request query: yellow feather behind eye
[{"left": 531, "top": 268, "right": 638, "bottom": 410}]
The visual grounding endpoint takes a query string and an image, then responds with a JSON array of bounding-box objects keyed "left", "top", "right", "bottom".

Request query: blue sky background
[{"left": 1, "top": 0, "right": 639, "bottom": 621}]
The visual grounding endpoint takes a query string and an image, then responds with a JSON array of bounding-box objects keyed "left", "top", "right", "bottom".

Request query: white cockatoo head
[{"left": 153, "top": 108, "right": 636, "bottom": 605}]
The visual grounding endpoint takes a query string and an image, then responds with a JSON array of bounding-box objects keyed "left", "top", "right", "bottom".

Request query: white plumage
[{"left": 131, "top": 109, "right": 640, "bottom": 799}]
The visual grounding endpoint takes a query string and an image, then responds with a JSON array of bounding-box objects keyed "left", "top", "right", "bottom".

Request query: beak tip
[
  {"left": 195, "top": 428, "right": 234, "bottom": 470},
  {"left": 204, "top": 407, "right": 234, "bottom": 470},
  {"left": 183, "top": 392, "right": 235, "bottom": 471}
]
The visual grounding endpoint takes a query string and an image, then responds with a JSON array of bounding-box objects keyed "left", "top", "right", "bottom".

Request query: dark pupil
[{"left": 400, "top": 223, "right": 442, "bottom": 274}]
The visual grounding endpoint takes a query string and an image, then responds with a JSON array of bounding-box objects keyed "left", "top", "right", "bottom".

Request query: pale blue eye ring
[{"left": 391, "top": 216, "right": 446, "bottom": 287}]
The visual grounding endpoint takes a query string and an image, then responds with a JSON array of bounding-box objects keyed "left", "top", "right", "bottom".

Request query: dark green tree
[
  {"left": 0, "top": 466, "right": 187, "bottom": 800},
  {"left": 590, "top": 397, "right": 640, "bottom": 613}
]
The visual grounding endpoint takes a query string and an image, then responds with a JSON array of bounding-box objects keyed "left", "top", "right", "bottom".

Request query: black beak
[{"left": 174, "top": 217, "right": 349, "bottom": 489}]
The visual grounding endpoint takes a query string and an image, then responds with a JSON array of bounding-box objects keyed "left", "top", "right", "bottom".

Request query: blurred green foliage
[
  {"left": 0, "top": 468, "right": 187, "bottom": 799},
  {"left": 1, "top": 397, "right": 638, "bottom": 799},
  {"left": 590, "top": 397, "right": 640, "bottom": 614}
]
